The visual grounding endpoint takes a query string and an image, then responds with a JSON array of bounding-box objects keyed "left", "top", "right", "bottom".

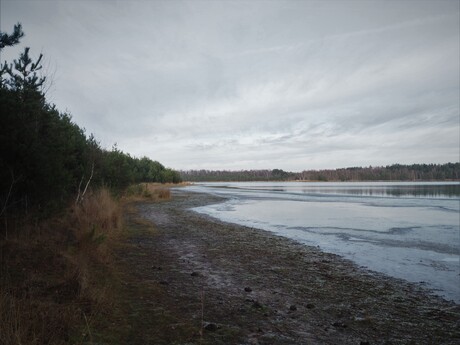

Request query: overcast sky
[{"left": 1, "top": 0, "right": 459, "bottom": 171}]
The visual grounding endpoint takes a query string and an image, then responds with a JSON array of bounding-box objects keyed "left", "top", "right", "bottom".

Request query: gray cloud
[{"left": 2, "top": 0, "right": 459, "bottom": 170}]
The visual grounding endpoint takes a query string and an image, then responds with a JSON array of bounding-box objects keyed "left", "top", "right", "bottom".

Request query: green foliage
[
  {"left": 0, "top": 24, "right": 181, "bottom": 222},
  {"left": 3, "top": 47, "right": 45, "bottom": 91},
  {"left": 271, "top": 169, "right": 290, "bottom": 179},
  {"left": 160, "top": 168, "right": 182, "bottom": 184},
  {"left": 1, "top": 23, "right": 25, "bottom": 87},
  {"left": 0, "top": 80, "right": 83, "bottom": 213},
  {"left": 0, "top": 23, "right": 24, "bottom": 50}
]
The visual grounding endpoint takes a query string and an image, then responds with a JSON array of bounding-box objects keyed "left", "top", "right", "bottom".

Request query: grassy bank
[{"left": 0, "top": 183, "right": 174, "bottom": 345}]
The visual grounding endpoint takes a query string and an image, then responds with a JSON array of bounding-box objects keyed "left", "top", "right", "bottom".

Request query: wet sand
[{"left": 118, "top": 189, "right": 460, "bottom": 344}]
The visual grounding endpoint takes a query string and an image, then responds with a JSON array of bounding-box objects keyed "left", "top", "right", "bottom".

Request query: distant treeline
[
  {"left": 0, "top": 24, "right": 181, "bottom": 217},
  {"left": 180, "top": 163, "right": 460, "bottom": 182}
]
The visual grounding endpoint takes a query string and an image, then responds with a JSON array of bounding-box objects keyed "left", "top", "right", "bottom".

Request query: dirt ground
[{"left": 114, "top": 190, "right": 460, "bottom": 345}]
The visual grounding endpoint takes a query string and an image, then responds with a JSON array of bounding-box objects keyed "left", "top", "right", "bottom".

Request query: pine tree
[
  {"left": 0, "top": 23, "right": 24, "bottom": 50},
  {"left": 4, "top": 47, "right": 45, "bottom": 92},
  {"left": 1, "top": 23, "right": 24, "bottom": 87}
]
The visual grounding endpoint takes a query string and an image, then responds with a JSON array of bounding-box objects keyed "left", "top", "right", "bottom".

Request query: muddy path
[{"left": 115, "top": 190, "right": 460, "bottom": 344}]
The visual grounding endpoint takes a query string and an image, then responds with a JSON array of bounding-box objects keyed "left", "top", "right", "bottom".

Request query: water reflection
[
  {"left": 189, "top": 181, "right": 460, "bottom": 301},
  {"left": 294, "top": 185, "right": 460, "bottom": 198},
  {"left": 215, "top": 182, "right": 460, "bottom": 199}
]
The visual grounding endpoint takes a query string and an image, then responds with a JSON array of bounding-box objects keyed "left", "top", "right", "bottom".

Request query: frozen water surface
[{"left": 185, "top": 182, "right": 460, "bottom": 302}]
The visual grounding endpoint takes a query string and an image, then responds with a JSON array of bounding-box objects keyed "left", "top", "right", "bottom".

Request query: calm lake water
[{"left": 185, "top": 182, "right": 460, "bottom": 302}]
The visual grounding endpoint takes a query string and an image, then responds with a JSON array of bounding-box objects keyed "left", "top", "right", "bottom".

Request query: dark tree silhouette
[
  {"left": 0, "top": 24, "right": 181, "bottom": 226},
  {"left": 0, "top": 23, "right": 24, "bottom": 50}
]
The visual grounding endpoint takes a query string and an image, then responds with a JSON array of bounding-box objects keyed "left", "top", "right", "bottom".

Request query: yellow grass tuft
[
  {"left": 124, "top": 183, "right": 172, "bottom": 201},
  {"left": 72, "top": 188, "right": 122, "bottom": 239}
]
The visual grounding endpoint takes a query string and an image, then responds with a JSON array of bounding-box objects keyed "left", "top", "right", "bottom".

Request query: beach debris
[{"left": 244, "top": 286, "right": 252, "bottom": 292}]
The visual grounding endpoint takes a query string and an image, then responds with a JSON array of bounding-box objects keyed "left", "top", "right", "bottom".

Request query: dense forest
[
  {"left": 1, "top": 24, "right": 185, "bottom": 344},
  {"left": 0, "top": 24, "right": 181, "bottom": 220},
  {"left": 180, "top": 163, "right": 460, "bottom": 182}
]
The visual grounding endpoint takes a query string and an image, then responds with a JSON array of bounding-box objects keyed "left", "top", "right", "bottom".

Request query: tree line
[
  {"left": 0, "top": 24, "right": 181, "bottom": 220},
  {"left": 180, "top": 163, "right": 460, "bottom": 182}
]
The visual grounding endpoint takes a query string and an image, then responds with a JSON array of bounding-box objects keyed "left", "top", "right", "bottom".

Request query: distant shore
[
  {"left": 116, "top": 190, "right": 460, "bottom": 344},
  {"left": 184, "top": 179, "right": 460, "bottom": 183},
  {"left": 180, "top": 163, "right": 460, "bottom": 183}
]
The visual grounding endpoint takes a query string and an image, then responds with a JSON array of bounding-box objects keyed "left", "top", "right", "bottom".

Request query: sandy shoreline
[{"left": 118, "top": 189, "right": 460, "bottom": 344}]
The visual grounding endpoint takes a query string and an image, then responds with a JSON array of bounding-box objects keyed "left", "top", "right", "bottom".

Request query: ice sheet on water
[{"left": 187, "top": 182, "right": 460, "bottom": 302}]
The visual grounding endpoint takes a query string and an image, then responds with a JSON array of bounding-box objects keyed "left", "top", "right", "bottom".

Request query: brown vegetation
[
  {"left": 0, "top": 187, "right": 124, "bottom": 345},
  {"left": 125, "top": 183, "right": 171, "bottom": 201},
  {"left": 124, "top": 182, "right": 190, "bottom": 202}
]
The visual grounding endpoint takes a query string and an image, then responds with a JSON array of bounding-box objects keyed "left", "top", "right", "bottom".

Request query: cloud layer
[{"left": 2, "top": 0, "right": 459, "bottom": 170}]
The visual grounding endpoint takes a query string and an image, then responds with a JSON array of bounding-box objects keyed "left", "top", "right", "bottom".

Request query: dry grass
[
  {"left": 0, "top": 285, "right": 80, "bottom": 345},
  {"left": 124, "top": 183, "right": 173, "bottom": 202},
  {"left": 71, "top": 188, "right": 122, "bottom": 259},
  {"left": 0, "top": 225, "right": 83, "bottom": 345},
  {"left": 0, "top": 183, "right": 182, "bottom": 344},
  {"left": 73, "top": 188, "right": 122, "bottom": 235},
  {"left": 0, "top": 187, "right": 123, "bottom": 345},
  {"left": 67, "top": 188, "right": 123, "bottom": 311}
]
